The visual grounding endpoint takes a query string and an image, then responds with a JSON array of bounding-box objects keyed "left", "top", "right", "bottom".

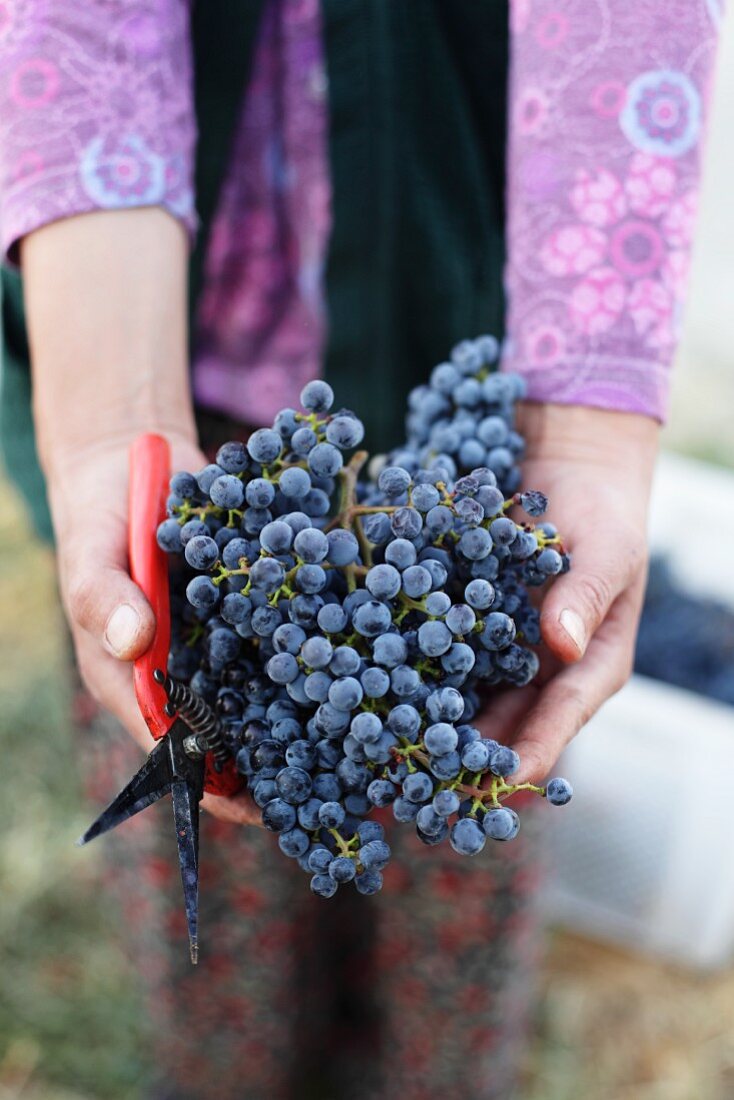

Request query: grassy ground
[
  {"left": 0, "top": 486, "right": 148, "bottom": 1100},
  {"left": 2, "top": 479, "right": 734, "bottom": 1100}
]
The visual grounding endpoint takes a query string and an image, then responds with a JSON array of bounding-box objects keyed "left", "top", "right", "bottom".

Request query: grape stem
[{"left": 393, "top": 745, "right": 544, "bottom": 805}]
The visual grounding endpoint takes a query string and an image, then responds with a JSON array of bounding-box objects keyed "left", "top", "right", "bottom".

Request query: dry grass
[{"left": 523, "top": 933, "right": 734, "bottom": 1100}]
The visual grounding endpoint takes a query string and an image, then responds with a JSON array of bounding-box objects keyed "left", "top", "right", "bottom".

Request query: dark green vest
[{"left": 0, "top": 0, "right": 508, "bottom": 543}]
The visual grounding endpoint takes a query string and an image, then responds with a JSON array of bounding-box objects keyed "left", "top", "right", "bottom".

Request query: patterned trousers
[{"left": 79, "top": 689, "right": 545, "bottom": 1100}]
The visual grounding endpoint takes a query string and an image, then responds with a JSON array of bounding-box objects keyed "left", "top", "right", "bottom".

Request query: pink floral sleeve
[
  {"left": 0, "top": 0, "right": 196, "bottom": 264},
  {"left": 502, "top": 0, "right": 725, "bottom": 420}
]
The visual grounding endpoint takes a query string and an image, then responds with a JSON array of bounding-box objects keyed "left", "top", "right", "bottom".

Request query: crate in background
[{"left": 538, "top": 452, "right": 734, "bottom": 969}]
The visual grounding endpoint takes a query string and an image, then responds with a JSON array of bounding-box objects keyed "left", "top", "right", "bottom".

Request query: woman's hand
[
  {"left": 22, "top": 208, "right": 258, "bottom": 826},
  {"left": 480, "top": 403, "right": 660, "bottom": 784}
]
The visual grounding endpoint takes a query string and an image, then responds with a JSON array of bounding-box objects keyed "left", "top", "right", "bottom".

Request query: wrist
[
  {"left": 517, "top": 401, "right": 660, "bottom": 472},
  {"left": 22, "top": 206, "right": 195, "bottom": 481},
  {"left": 36, "top": 403, "right": 198, "bottom": 483}
]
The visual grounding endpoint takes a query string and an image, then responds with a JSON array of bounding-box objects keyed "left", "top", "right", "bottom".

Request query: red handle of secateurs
[
  {"left": 130, "top": 434, "right": 174, "bottom": 741},
  {"left": 128, "top": 435, "right": 244, "bottom": 797}
]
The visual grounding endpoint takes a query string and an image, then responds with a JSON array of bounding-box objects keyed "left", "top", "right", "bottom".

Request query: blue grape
[
  {"left": 424, "top": 723, "right": 458, "bottom": 757},
  {"left": 354, "top": 871, "right": 383, "bottom": 895},
  {"left": 378, "top": 466, "right": 412, "bottom": 497},
  {"left": 372, "top": 634, "right": 408, "bottom": 668},
  {"left": 300, "top": 379, "right": 334, "bottom": 412},
  {"left": 353, "top": 600, "right": 393, "bottom": 638},
  {"left": 401, "top": 565, "right": 432, "bottom": 598},
  {"left": 425, "top": 687, "right": 464, "bottom": 723},
  {"left": 157, "top": 518, "right": 183, "bottom": 553},
  {"left": 260, "top": 520, "right": 293, "bottom": 555},
  {"left": 279, "top": 466, "right": 312, "bottom": 499},
  {"left": 417, "top": 621, "right": 452, "bottom": 657},
  {"left": 247, "top": 428, "right": 282, "bottom": 464},
  {"left": 361, "top": 666, "right": 390, "bottom": 698},
  {"left": 480, "top": 612, "right": 516, "bottom": 651},
  {"left": 326, "top": 529, "right": 359, "bottom": 566},
  {"left": 308, "top": 847, "right": 333, "bottom": 873},
  {"left": 308, "top": 443, "right": 343, "bottom": 479},
  {"left": 272, "top": 623, "right": 307, "bottom": 654},
  {"left": 293, "top": 527, "right": 329, "bottom": 563},
  {"left": 536, "top": 548, "right": 563, "bottom": 576},
  {"left": 304, "top": 671, "right": 332, "bottom": 703},
  {"left": 185, "top": 535, "right": 219, "bottom": 571},
  {"left": 262, "top": 798, "right": 297, "bottom": 832},
  {"left": 329, "top": 646, "right": 361, "bottom": 677},
  {"left": 326, "top": 414, "right": 364, "bottom": 449},
  {"left": 433, "top": 789, "right": 460, "bottom": 818},
  {"left": 416, "top": 806, "right": 446, "bottom": 837},
  {"left": 196, "top": 464, "right": 225, "bottom": 494},
  {"left": 210, "top": 474, "right": 245, "bottom": 509},
  {"left": 275, "top": 766, "right": 312, "bottom": 804},
  {"left": 445, "top": 604, "right": 476, "bottom": 636},
  {"left": 489, "top": 746, "right": 520, "bottom": 778},
  {"left": 367, "top": 779, "right": 397, "bottom": 808},
  {"left": 291, "top": 426, "right": 318, "bottom": 456},
  {"left": 358, "top": 840, "right": 391, "bottom": 870},
  {"left": 546, "top": 777, "right": 573, "bottom": 806},
  {"left": 391, "top": 507, "right": 423, "bottom": 540},
  {"left": 519, "top": 490, "right": 548, "bottom": 517},
  {"left": 267, "top": 652, "right": 299, "bottom": 685},
  {"left": 186, "top": 575, "right": 219, "bottom": 611},
  {"left": 279, "top": 829, "right": 310, "bottom": 858},
  {"left": 317, "top": 603, "right": 349, "bottom": 634},
  {"left": 482, "top": 807, "right": 517, "bottom": 840},
  {"left": 402, "top": 773, "right": 433, "bottom": 804},
  {"left": 245, "top": 478, "right": 275, "bottom": 508},
  {"left": 390, "top": 665, "right": 421, "bottom": 698},
  {"left": 311, "top": 874, "right": 338, "bottom": 898},
  {"left": 351, "top": 711, "right": 383, "bottom": 744},
  {"left": 318, "top": 801, "right": 346, "bottom": 829},
  {"left": 366, "top": 563, "right": 402, "bottom": 600},
  {"left": 328, "top": 676, "right": 363, "bottom": 711},
  {"left": 388, "top": 704, "right": 421, "bottom": 738},
  {"left": 449, "top": 818, "right": 486, "bottom": 856},
  {"left": 329, "top": 857, "right": 356, "bottom": 883}
]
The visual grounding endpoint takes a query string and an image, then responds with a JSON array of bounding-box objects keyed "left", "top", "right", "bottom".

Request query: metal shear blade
[{"left": 77, "top": 718, "right": 205, "bottom": 964}]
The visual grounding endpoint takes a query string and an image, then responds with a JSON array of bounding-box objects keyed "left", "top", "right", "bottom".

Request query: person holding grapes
[{"left": 0, "top": 2, "right": 722, "bottom": 1096}]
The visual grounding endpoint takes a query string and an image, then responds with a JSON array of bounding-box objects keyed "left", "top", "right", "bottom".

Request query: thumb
[
  {"left": 540, "top": 531, "right": 643, "bottom": 663},
  {"left": 62, "top": 522, "right": 157, "bottom": 661}
]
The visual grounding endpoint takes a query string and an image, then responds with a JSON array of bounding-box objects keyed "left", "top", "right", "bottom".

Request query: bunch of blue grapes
[{"left": 156, "top": 335, "right": 573, "bottom": 897}]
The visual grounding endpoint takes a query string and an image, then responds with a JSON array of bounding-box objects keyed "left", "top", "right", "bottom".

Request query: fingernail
[
  {"left": 104, "top": 604, "right": 140, "bottom": 657},
  {"left": 559, "top": 608, "right": 586, "bottom": 655}
]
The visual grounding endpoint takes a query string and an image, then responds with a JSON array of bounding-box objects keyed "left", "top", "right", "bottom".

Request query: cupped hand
[
  {"left": 47, "top": 435, "right": 260, "bottom": 827},
  {"left": 478, "top": 403, "right": 660, "bottom": 785}
]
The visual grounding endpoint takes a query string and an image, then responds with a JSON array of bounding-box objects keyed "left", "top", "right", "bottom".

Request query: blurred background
[{"left": 2, "top": 18, "right": 734, "bottom": 1100}]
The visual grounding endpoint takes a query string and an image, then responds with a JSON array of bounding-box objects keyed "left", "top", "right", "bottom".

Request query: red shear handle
[{"left": 129, "top": 434, "right": 174, "bottom": 740}]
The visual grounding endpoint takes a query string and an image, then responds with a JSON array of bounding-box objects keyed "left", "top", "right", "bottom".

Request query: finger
[
  {"left": 540, "top": 523, "right": 646, "bottom": 663},
  {"left": 74, "top": 629, "right": 153, "bottom": 751},
  {"left": 475, "top": 684, "right": 540, "bottom": 744},
  {"left": 201, "top": 791, "right": 263, "bottom": 828},
  {"left": 61, "top": 510, "right": 156, "bottom": 661},
  {"left": 511, "top": 574, "right": 645, "bottom": 784}
]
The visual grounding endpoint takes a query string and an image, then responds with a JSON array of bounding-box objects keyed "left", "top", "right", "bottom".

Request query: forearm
[
  {"left": 502, "top": 0, "right": 723, "bottom": 420},
  {"left": 22, "top": 206, "right": 196, "bottom": 480}
]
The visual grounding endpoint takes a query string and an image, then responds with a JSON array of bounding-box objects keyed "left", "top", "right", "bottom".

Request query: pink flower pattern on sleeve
[
  {"left": 0, "top": 0, "right": 196, "bottom": 263},
  {"left": 502, "top": 0, "right": 724, "bottom": 420}
]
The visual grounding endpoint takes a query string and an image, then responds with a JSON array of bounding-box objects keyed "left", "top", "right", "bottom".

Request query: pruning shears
[{"left": 77, "top": 434, "right": 243, "bottom": 963}]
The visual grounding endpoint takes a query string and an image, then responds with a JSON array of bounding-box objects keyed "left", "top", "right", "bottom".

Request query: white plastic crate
[{"left": 538, "top": 452, "right": 734, "bottom": 969}]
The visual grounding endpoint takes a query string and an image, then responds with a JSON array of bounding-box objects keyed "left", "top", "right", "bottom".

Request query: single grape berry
[{"left": 546, "top": 777, "right": 573, "bottom": 806}]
